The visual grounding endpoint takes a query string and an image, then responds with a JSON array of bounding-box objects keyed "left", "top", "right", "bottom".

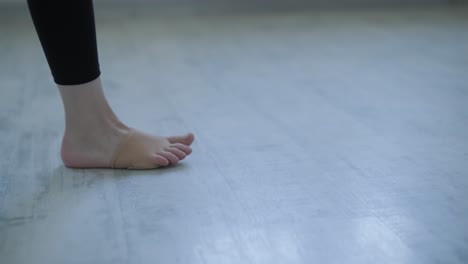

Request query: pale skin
[{"left": 59, "top": 76, "right": 194, "bottom": 169}]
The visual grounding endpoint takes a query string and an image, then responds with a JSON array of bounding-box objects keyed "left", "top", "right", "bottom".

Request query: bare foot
[
  {"left": 57, "top": 76, "right": 194, "bottom": 169},
  {"left": 61, "top": 124, "right": 194, "bottom": 169}
]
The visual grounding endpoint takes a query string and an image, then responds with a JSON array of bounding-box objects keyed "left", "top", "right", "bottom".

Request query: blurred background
[{"left": 1, "top": 1, "right": 468, "bottom": 264}]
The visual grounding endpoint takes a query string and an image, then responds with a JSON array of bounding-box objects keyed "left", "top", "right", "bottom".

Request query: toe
[
  {"left": 160, "top": 151, "right": 179, "bottom": 165},
  {"left": 165, "top": 147, "right": 186, "bottom": 160},
  {"left": 170, "top": 143, "right": 192, "bottom": 155},
  {"left": 168, "top": 133, "right": 195, "bottom": 146},
  {"left": 154, "top": 155, "right": 170, "bottom": 166}
]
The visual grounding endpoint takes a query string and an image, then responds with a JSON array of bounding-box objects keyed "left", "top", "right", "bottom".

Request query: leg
[{"left": 27, "top": 0, "right": 194, "bottom": 169}]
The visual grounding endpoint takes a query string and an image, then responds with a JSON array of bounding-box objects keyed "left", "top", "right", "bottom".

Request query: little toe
[
  {"left": 154, "top": 155, "right": 170, "bottom": 166},
  {"left": 168, "top": 133, "right": 195, "bottom": 146},
  {"left": 171, "top": 143, "right": 192, "bottom": 155},
  {"left": 160, "top": 151, "right": 179, "bottom": 165},
  {"left": 165, "top": 147, "right": 186, "bottom": 160}
]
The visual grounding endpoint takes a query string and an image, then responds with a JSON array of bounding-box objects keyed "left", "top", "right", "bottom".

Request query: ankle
[
  {"left": 64, "top": 114, "right": 127, "bottom": 134},
  {"left": 57, "top": 76, "right": 130, "bottom": 134}
]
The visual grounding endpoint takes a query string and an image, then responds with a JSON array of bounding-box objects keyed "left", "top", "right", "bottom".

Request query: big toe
[
  {"left": 154, "top": 155, "right": 170, "bottom": 167},
  {"left": 168, "top": 133, "right": 195, "bottom": 146}
]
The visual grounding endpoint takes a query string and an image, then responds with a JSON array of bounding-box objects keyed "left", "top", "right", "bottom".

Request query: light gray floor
[{"left": 1, "top": 5, "right": 468, "bottom": 264}]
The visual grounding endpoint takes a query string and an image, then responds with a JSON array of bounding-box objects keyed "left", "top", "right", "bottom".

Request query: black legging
[{"left": 27, "top": 0, "right": 101, "bottom": 85}]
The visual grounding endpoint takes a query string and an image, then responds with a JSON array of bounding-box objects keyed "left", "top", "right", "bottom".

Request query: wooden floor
[{"left": 1, "top": 5, "right": 468, "bottom": 264}]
